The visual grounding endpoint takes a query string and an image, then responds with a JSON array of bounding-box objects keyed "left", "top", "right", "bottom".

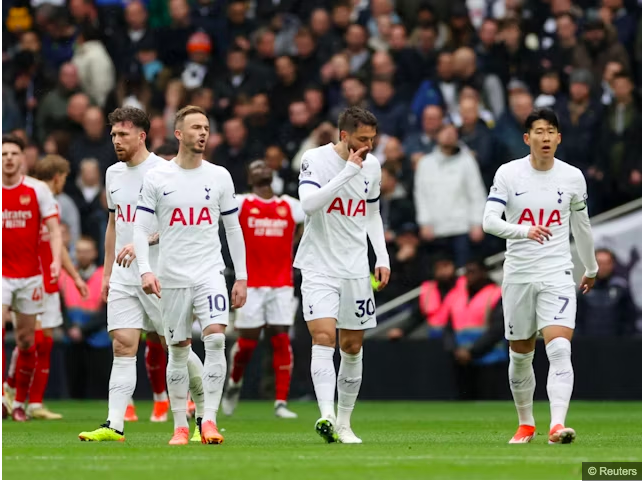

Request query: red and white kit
[
  {"left": 235, "top": 194, "right": 304, "bottom": 329},
  {"left": 2, "top": 176, "right": 57, "bottom": 315},
  {"left": 37, "top": 201, "right": 63, "bottom": 328}
]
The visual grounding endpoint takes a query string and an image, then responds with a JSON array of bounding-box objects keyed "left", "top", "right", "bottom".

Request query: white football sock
[
  {"left": 107, "top": 356, "right": 137, "bottom": 433},
  {"left": 166, "top": 345, "right": 190, "bottom": 429},
  {"left": 509, "top": 349, "right": 536, "bottom": 427},
  {"left": 337, "top": 349, "right": 363, "bottom": 428},
  {"left": 310, "top": 345, "right": 336, "bottom": 420},
  {"left": 546, "top": 338, "right": 574, "bottom": 429},
  {"left": 152, "top": 392, "right": 168, "bottom": 402},
  {"left": 187, "top": 348, "right": 205, "bottom": 419},
  {"left": 202, "top": 333, "right": 226, "bottom": 425}
]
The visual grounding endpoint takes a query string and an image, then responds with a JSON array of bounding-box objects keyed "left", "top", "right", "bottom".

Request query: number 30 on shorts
[
  {"left": 207, "top": 294, "right": 226, "bottom": 314},
  {"left": 355, "top": 298, "right": 375, "bottom": 318}
]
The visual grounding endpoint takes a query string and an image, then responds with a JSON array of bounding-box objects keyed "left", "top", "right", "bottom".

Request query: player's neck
[
  {"left": 126, "top": 146, "right": 150, "bottom": 168},
  {"left": 252, "top": 186, "right": 273, "bottom": 200},
  {"left": 333, "top": 141, "right": 349, "bottom": 161},
  {"left": 2, "top": 172, "right": 21, "bottom": 187},
  {"left": 529, "top": 154, "right": 555, "bottom": 171},
  {"left": 175, "top": 150, "right": 202, "bottom": 169},
  {"left": 45, "top": 180, "right": 56, "bottom": 193}
]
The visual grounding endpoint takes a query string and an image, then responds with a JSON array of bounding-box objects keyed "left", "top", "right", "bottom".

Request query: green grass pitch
[{"left": 3, "top": 401, "right": 641, "bottom": 479}]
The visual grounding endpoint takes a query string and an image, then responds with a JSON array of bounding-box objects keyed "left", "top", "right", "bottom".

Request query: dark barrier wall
[{"left": 20, "top": 337, "right": 642, "bottom": 401}]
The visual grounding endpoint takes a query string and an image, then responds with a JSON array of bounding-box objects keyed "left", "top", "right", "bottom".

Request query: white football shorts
[
  {"left": 2, "top": 275, "right": 45, "bottom": 315},
  {"left": 162, "top": 273, "right": 229, "bottom": 345},
  {"left": 39, "top": 292, "right": 63, "bottom": 329},
  {"left": 107, "top": 282, "right": 162, "bottom": 333},
  {"left": 502, "top": 281, "right": 577, "bottom": 341},
  {"left": 235, "top": 287, "right": 296, "bottom": 329},
  {"left": 300, "top": 270, "right": 376, "bottom": 330}
]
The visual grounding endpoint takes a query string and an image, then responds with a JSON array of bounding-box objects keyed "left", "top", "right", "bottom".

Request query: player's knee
[
  {"left": 112, "top": 333, "right": 138, "bottom": 357},
  {"left": 312, "top": 331, "right": 335, "bottom": 348},
  {"left": 15, "top": 329, "right": 34, "bottom": 350},
  {"left": 545, "top": 337, "right": 571, "bottom": 362},
  {"left": 339, "top": 339, "right": 362, "bottom": 355}
]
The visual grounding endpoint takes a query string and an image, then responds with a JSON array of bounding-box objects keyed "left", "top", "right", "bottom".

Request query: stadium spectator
[
  {"left": 278, "top": 100, "right": 313, "bottom": 160},
  {"left": 368, "top": 77, "right": 408, "bottom": 139},
  {"left": 35, "top": 62, "right": 80, "bottom": 144},
  {"left": 69, "top": 157, "right": 106, "bottom": 249},
  {"left": 68, "top": 106, "right": 117, "bottom": 180},
  {"left": 402, "top": 104, "right": 444, "bottom": 168},
  {"left": 380, "top": 162, "right": 415, "bottom": 242},
  {"left": 494, "top": 90, "right": 533, "bottom": 160},
  {"left": 72, "top": 23, "right": 115, "bottom": 108},
  {"left": 452, "top": 47, "right": 505, "bottom": 118},
  {"left": 411, "top": 50, "right": 456, "bottom": 122},
  {"left": 572, "top": 18, "right": 630, "bottom": 82}
]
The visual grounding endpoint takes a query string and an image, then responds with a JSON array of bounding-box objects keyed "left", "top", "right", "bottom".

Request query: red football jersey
[
  {"left": 38, "top": 200, "right": 60, "bottom": 294},
  {"left": 2, "top": 176, "right": 58, "bottom": 279},
  {"left": 238, "top": 194, "right": 304, "bottom": 288}
]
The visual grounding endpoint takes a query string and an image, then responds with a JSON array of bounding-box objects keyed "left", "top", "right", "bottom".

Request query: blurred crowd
[{"left": 3, "top": 0, "right": 642, "bottom": 357}]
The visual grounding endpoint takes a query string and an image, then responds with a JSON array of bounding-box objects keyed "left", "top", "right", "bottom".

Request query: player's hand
[
  {"left": 50, "top": 260, "right": 61, "bottom": 283},
  {"left": 374, "top": 266, "right": 390, "bottom": 291},
  {"left": 347, "top": 147, "right": 368, "bottom": 168},
  {"left": 469, "top": 225, "right": 484, "bottom": 243},
  {"left": 74, "top": 276, "right": 89, "bottom": 300},
  {"left": 142, "top": 272, "right": 161, "bottom": 298},
  {"left": 527, "top": 225, "right": 552, "bottom": 244},
  {"left": 231, "top": 279, "right": 247, "bottom": 309},
  {"left": 101, "top": 275, "right": 110, "bottom": 303},
  {"left": 116, "top": 244, "right": 136, "bottom": 267},
  {"left": 580, "top": 275, "right": 596, "bottom": 294},
  {"left": 420, "top": 225, "right": 435, "bottom": 242}
]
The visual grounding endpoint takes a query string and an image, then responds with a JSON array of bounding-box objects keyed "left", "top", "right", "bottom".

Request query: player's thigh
[
  {"left": 501, "top": 282, "right": 538, "bottom": 341},
  {"left": 194, "top": 275, "right": 230, "bottom": 334},
  {"left": 300, "top": 270, "right": 340, "bottom": 322},
  {"left": 107, "top": 283, "right": 145, "bottom": 331},
  {"left": 161, "top": 287, "right": 195, "bottom": 345},
  {"left": 39, "top": 292, "right": 63, "bottom": 329},
  {"left": 135, "top": 286, "right": 163, "bottom": 335},
  {"left": 536, "top": 283, "right": 576, "bottom": 333},
  {"left": 265, "top": 287, "right": 295, "bottom": 327},
  {"left": 14, "top": 275, "right": 45, "bottom": 316},
  {"left": 337, "top": 276, "right": 376, "bottom": 330},
  {"left": 2, "top": 277, "right": 14, "bottom": 312},
  {"left": 235, "top": 287, "right": 267, "bottom": 330}
]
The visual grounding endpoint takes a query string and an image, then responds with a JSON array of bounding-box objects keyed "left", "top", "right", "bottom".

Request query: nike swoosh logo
[
  {"left": 554, "top": 316, "right": 565, "bottom": 320},
  {"left": 163, "top": 191, "right": 176, "bottom": 196},
  {"left": 210, "top": 313, "right": 223, "bottom": 319},
  {"left": 360, "top": 317, "right": 373, "bottom": 325},
  {"left": 515, "top": 192, "right": 527, "bottom": 196},
  {"left": 110, "top": 189, "right": 120, "bottom": 194}
]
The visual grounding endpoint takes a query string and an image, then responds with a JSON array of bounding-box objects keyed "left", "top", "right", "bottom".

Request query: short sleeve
[
  {"left": 367, "top": 162, "right": 382, "bottom": 203},
  {"left": 298, "top": 151, "right": 322, "bottom": 188},
  {"left": 219, "top": 168, "right": 239, "bottom": 216},
  {"left": 570, "top": 171, "right": 588, "bottom": 211},
  {"left": 34, "top": 180, "right": 58, "bottom": 219},
  {"left": 137, "top": 171, "right": 159, "bottom": 214},
  {"left": 282, "top": 195, "right": 305, "bottom": 223},
  {"left": 105, "top": 170, "right": 115, "bottom": 212},
  {"left": 487, "top": 165, "right": 509, "bottom": 206}
]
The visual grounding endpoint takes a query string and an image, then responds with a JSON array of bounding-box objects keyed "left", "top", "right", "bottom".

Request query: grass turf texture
[{"left": 3, "top": 401, "right": 641, "bottom": 479}]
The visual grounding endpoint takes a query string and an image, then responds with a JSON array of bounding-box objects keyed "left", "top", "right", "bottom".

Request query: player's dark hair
[
  {"left": 2, "top": 134, "right": 25, "bottom": 151},
  {"left": 174, "top": 105, "right": 208, "bottom": 130},
  {"left": 524, "top": 108, "right": 560, "bottom": 133},
  {"left": 108, "top": 107, "right": 151, "bottom": 135},
  {"left": 337, "top": 106, "right": 378, "bottom": 133},
  {"left": 34, "top": 155, "right": 70, "bottom": 181}
]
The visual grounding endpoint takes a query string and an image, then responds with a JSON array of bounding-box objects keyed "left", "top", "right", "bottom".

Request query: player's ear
[
  {"left": 557, "top": 132, "right": 561, "bottom": 145},
  {"left": 523, "top": 133, "right": 530, "bottom": 146},
  {"left": 174, "top": 129, "right": 181, "bottom": 142}
]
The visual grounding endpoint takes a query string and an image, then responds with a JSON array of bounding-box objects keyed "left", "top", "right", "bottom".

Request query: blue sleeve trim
[
  {"left": 487, "top": 197, "right": 507, "bottom": 206},
  {"left": 366, "top": 195, "right": 380, "bottom": 203},
  {"left": 136, "top": 206, "right": 155, "bottom": 214},
  {"left": 221, "top": 207, "right": 238, "bottom": 216},
  {"left": 299, "top": 180, "right": 321, "bottom": 188}
]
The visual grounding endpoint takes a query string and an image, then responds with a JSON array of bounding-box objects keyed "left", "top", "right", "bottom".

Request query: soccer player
[
  {"left": 222, "top": 160, "right": 304, "bottom": 419},
  {"left": 482, "top": 108, "right": 599, "bottom": 445},
  {"left": 133, "top": 105, "right": 247, "bottom": 445},
  {"left": 2, "top": 135, "right": 62, "bottom": 422},
  {"left": 78, "top": 107, "right": 205, "bottom": 442},
  {"left": 294, "top": 107, "right": 390, "bottom": 444},
  {"left": 4, "top": 155, "right": 89, "bottom": 420}
]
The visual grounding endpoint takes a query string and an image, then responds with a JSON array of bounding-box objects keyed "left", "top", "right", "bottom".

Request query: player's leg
[
  {"left": 4, "top": 345, "right": 18, "bottom": 410},
  {"left": 503, "top": 283, "right": 539, "bottom": 444},
  {"left": 266, "top": 287, "right": 297, "bottom": 418},
  {"left": 223, "top": 287, "right": 264, "bottom": 416},
  {"left": 539, "top": 283, "right": 577, "bottom": 444},
  {"left": 145, "top": 330, "right": 169, "bottom": 422},
  {"left": 2, "top": 299, "right": 13, "bottom": 418},
  {"left": 12, "top": 315, "right": 38, "bottom": 422}
]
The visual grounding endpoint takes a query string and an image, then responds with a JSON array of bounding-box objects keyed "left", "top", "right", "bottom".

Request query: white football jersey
[
  {"left": 106, "top": 153, "right": 163, "bottom": 286},
  {"left": 293, "top": 143, "right": 382, "bottom": 279},
  {"left": 137, "top": 160, "right": 238, "bottom": 288},
  {"left": 488, "top": 156, "right": 588, "bottom": 284}
]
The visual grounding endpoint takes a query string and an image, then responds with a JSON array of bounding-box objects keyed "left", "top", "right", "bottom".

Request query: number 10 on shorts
[{"left": 208, "top": 294, "right": 226, "bottom": 318}]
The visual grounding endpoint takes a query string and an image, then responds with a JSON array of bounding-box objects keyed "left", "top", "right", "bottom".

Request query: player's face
[
  {"left": 52, "top": 172, "right": 68, "bottom": 195},
  {"left": 342, "top": 124, "right": 377, "bottom": 159},
  {"left": 524, "top": 119, "right": 561, "bottom": 161},
  {"left": 248, "top": 160, "right": 273, "bottom": 186},
  {"left": 111, "top": 121, "right": 145, "bottom": 161},
  {"left": 176, "top": 113, "right": 209, "bottom": 154},
  {"left": 2, "top": 142, "right": 23, "bottom": 177}
]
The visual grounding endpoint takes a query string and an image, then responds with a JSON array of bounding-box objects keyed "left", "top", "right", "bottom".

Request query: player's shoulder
[
  {"left": 499, "top": 156, "right": 530, "bottom": 175},
  {"left": 106, "top": 161, "right": 127, "bottom": 177},
  {"left": 203, "top": 161, "right": 232, "bottom": 177},
  {"left": 554, "top": 158, "right": 585, "bottom": 182},
  {"left": 279, "top": 194, "right": 300, "bottom": 207},
  {"left": 363, "top": 153, "right": 381, "bottom": 174},
  {"left": 147, "top": 153, "right": 166, "bottom": 165},
  {"left": 22, "top": 176, "right": 50, "bottom": 195},
  {"left": 146, "top": 159, "right": 175, "bottom": 176},
  {"left": 302, "top": 143, "right": 332, "bottom": 164}
]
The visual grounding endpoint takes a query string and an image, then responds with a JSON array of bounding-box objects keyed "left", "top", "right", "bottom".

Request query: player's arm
[
  {"left": 44, "top": 215, "right": 63, "bottom": 281},
  {"left": 62, "top": 246, "right": 89, "bottom": 299},
  {"left": 298, "top": 148, "right": 365, "bottom": 215},
  {"left": 104, "top": 173, "right": 117, "bottom": 277},
  {"left": 366, "top": 165, "right": 390, "bottom": 290},
  {"left": 133, "top": 173, "right": 161, "bottom": 297},
  {"left": 569, "top": 175, "right": 598, "bottom": 293},
  {"left": 282, "top": 195, "right": 305, "bottom": 224}
]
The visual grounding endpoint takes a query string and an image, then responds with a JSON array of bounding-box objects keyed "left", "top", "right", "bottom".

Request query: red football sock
[
  {"left": 14, "top": 344, "right": 37, "bottom": 404},
  {"left": 29, "top": 330, "right": 52, "bottom": 405},
  {"left": 2, "top": 327, "right": 5, "bottom": 390},
  {"left": 145, "top": 339, "right": 167, "bottom": 396},
  {"left": 230, "top": 337, "right": 258, "bottom": 383},
  {"left": 6, "top": 346, "right": 19, "bottom": 389},
  {"left": 271, "top": 333, "right": 293, "bottom": 403}
]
